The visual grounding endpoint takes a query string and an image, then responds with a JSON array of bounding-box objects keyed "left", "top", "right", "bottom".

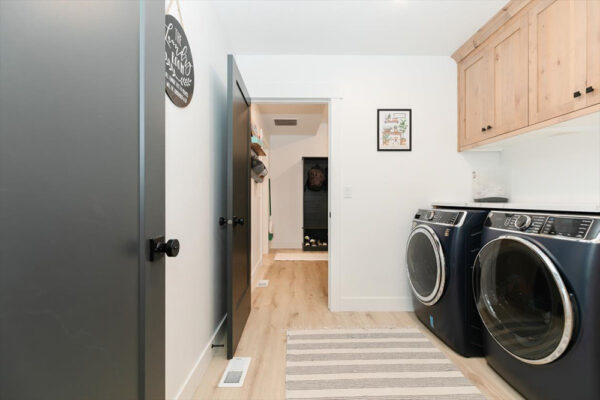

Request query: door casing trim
[{"left": 251, "top": 96, "right": 341, "bottom": 311}]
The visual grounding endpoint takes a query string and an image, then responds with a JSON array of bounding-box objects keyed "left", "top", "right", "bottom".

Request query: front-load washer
[
  {"left": 406, "top": 208, "right": 488, "bottom": 357},
  {"left": 473, "top": 210, "right": 600, "bottom": 400}
]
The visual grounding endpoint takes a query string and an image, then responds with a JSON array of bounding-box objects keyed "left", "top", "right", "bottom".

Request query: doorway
[
  {"left": 225, "top": 57, "right": 341, "bottom": 360},
  {"left": 249, "top": 101, "right": 330, "bottom": 294}
]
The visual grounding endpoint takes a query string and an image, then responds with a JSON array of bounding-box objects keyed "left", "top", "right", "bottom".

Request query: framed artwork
[{"left": 377, "top": 109, "right": 412, "bottom": 151}]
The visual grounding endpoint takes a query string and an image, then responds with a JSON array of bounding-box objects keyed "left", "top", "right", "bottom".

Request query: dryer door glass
[
  {"left": 406, "top": 226, "right": 445, "bottom": 305},
  {"left": 473, "top": 236, "right": 573, "bottom": 365}
]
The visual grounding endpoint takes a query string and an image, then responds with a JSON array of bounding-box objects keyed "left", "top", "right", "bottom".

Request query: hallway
[{"left": 193, "top": 252, "right": 522, "bottom": 400}]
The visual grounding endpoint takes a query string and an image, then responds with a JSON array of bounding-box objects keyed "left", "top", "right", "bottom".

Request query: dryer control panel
[
  {"left": 485, "top": 211, "right": 600, "bottom": 241},
  {"left": 414, "top": 209, "right": 465, "bottom": 226}
]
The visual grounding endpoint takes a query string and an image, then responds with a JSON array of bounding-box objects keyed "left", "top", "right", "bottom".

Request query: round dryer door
[
  {"left": 473, "top": 235, "right": 574, "bottom": 365},
  {"left": 406, "top": 225, "right": 446, "bottom": 306}
]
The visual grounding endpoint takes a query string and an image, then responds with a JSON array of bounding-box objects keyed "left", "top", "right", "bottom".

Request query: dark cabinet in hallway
[{"left": 303, "top": 157, "right": 328, "bottom": 251}]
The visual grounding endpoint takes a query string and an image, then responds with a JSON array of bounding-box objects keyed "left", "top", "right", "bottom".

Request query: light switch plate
[{"left": 343, "top": 186, "right": 353, "bottom": 198}]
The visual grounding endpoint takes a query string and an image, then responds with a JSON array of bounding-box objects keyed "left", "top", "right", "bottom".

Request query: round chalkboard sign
[{"left": 165, "top": 14, "right": 194, "bottom": 107}]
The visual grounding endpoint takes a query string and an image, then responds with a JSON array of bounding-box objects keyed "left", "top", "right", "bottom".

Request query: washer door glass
[
  {"left": 406, "top": 226, "right": 445, "bottom": 305},
  {"left": 473, "top": 236, "right": 573, "bottom": 364}
]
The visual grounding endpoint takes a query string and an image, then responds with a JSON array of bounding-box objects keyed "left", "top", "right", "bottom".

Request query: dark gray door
[
  {"left": 0, "top": 2, "right": 165, "bottom": 399},
  {"left": 225, "top": 55, "right": 252, "bottom": 359}
]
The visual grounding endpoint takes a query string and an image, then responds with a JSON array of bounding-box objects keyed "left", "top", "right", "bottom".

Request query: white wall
[
  {"left": 261, "top": 167, "right": 270, "bottom": 256},
  {"left": 501, "top": 125, "right": 600, "bottom": 205},
  {"left": 249, "top": 105, "right": 269, "bottom": 274},
  {"left": 236, "top": 55, "right": 497, "bottom": 310},
  {"left": 164, "top": 2, "right": 230, "bottom": 399},
  {"left": 269, "top": 120, "right": 329, "bottom": 249},
  {"left": 250, "top": 178, "right": 261, "bottom": 270}
]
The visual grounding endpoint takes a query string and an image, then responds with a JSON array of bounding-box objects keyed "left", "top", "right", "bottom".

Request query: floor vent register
[
  {"left": 218, "top": 357, "right": 251, "bottom": 388},
  {"left": 257, "top": 279, "right": 269, "bottom": 287}
]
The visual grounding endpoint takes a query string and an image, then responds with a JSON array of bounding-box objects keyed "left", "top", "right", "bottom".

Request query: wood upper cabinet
[
  {"left": 455, "top": 0, "right": 600, "bottom": 151},
  {"left": 490, "top": 15, "right": 529, "bottom": 135},
  {"left": 458, "top": 14, "right": 529, "bottom": 148},
  {"left": 529, "top": 0, "right": 587, "bottom": 124},
  {"left": 459, "top": 49, "right": 493, "bottom": 147},
  {"left": 587, "top": 0, "right": 600, "bottom": 106}
]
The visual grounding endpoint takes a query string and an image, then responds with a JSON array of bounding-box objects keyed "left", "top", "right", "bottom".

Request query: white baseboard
[
  {"left": 338, "top": 296, "right": 414, "bottom": 312},
  {"left": 270, "top": 240, "right": 302, "bottom": 249},
  {"left": 251, "top": 256, "right": 262, "bottom": 279},
  {"left": 175, "top": 315, "right": 227, "bottom": 400}
]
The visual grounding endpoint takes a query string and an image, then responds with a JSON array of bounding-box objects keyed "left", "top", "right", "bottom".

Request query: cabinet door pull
[
  {"left": 487, "top": 125, "right": 492, "bottom": 130},
  {"left": 573, "top": 90, "right": 582, "bottom": 98},
  {"left": 481, "top": 127, "right": 486, "bottom": 132},
  {"left": 586, "top": 86, "right": 594, "bottom": 94}
]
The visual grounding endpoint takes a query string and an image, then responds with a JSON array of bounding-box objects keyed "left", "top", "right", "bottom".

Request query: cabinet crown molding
[{"left": 451, "top": 0, "right": 533, "bottom": 63}]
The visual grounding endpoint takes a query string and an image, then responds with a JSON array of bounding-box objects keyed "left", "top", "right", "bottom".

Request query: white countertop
[{"left": 432, "top": 201, "right": 600, "bottom": 214}]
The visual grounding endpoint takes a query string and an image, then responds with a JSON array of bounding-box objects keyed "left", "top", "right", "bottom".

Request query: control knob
[
  {"left": 515, "top": 215, "right": 532, "bottom": 230},
  {"left": 426, "top": 211, "right": 435, "bottom": 221}
]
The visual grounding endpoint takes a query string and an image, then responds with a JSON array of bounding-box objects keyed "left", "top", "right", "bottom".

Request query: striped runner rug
[{"left": 286, "top": 328, "right": 485, "bottom": 400}]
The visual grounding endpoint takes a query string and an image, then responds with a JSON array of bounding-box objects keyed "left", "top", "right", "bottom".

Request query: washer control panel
[
  {"left": 486, "top": 211, "right": 600, "bottom": 241},
  {"left": 415, "top": 209, "right": 464, "bottom": 226}
]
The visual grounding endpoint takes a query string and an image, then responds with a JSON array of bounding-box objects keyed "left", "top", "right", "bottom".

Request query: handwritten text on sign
[{"left": 165, "top": 14, "right": 194, "bottom": 107}]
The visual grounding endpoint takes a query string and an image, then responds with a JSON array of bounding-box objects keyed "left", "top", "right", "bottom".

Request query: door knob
[
  {"left": 586, "top": 86, "right": 594, "bottom": 93},
  {"left": 218, "top": 217, "right": 244, "bottom": 226},
  {"left": 149, "top": 236, "right": 180, "bottom": 260},
  {"left": 233, "top": 216, "right": 245, "bottom": 226},
  {"left": 573, "top": 90, "right": 582, "bottom": 98}
]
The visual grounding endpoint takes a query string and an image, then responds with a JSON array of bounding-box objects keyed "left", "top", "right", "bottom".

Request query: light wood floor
[{"left": 193, "top": 252, "right": 523, "bottom": 400}]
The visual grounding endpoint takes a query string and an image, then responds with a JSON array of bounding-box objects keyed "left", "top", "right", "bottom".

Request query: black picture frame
[{"left": 377, "top": 109, "right": 412, "bottom": 151}]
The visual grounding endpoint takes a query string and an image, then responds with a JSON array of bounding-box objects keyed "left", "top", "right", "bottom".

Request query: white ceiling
[
  {"left": 255, "top": 103, "right": 328, "bottom": 136},
  {"left": 210, "top": 0, "right": 508, "bottom": 56}
]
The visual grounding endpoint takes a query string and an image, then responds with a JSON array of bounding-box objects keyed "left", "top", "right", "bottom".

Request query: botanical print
[{"left": 378, "top": 109, "right": 411, "bottom": 151}]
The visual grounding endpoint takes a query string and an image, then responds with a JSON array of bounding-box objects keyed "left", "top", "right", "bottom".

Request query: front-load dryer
[
  {"left": 406, "top": 208, "right": 488, "bottom": 357},
  {"left": 473, "top": 210, "right": 600, "bottom": 400}
]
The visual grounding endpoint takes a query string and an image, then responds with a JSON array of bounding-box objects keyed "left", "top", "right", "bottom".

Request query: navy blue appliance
[
  {"left": 406, "top": 208, "right": 488, "bottom": 357},
  {"left": 473, "top": 210, "right": 600, "bottom": 400}
]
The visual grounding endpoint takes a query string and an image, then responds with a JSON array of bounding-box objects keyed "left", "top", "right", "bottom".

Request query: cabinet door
[
  {"left": 491, "top": 15, "right": 529, "bottom": 135},
  {"left": 459, "top": 49, "right": 493, "bottom": 147},
  {"left": 529, "top": 0, "right": 587, "bottom": 123},
  {"left": 587, "top": 0, "right": 600, "bottom": 106}
]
